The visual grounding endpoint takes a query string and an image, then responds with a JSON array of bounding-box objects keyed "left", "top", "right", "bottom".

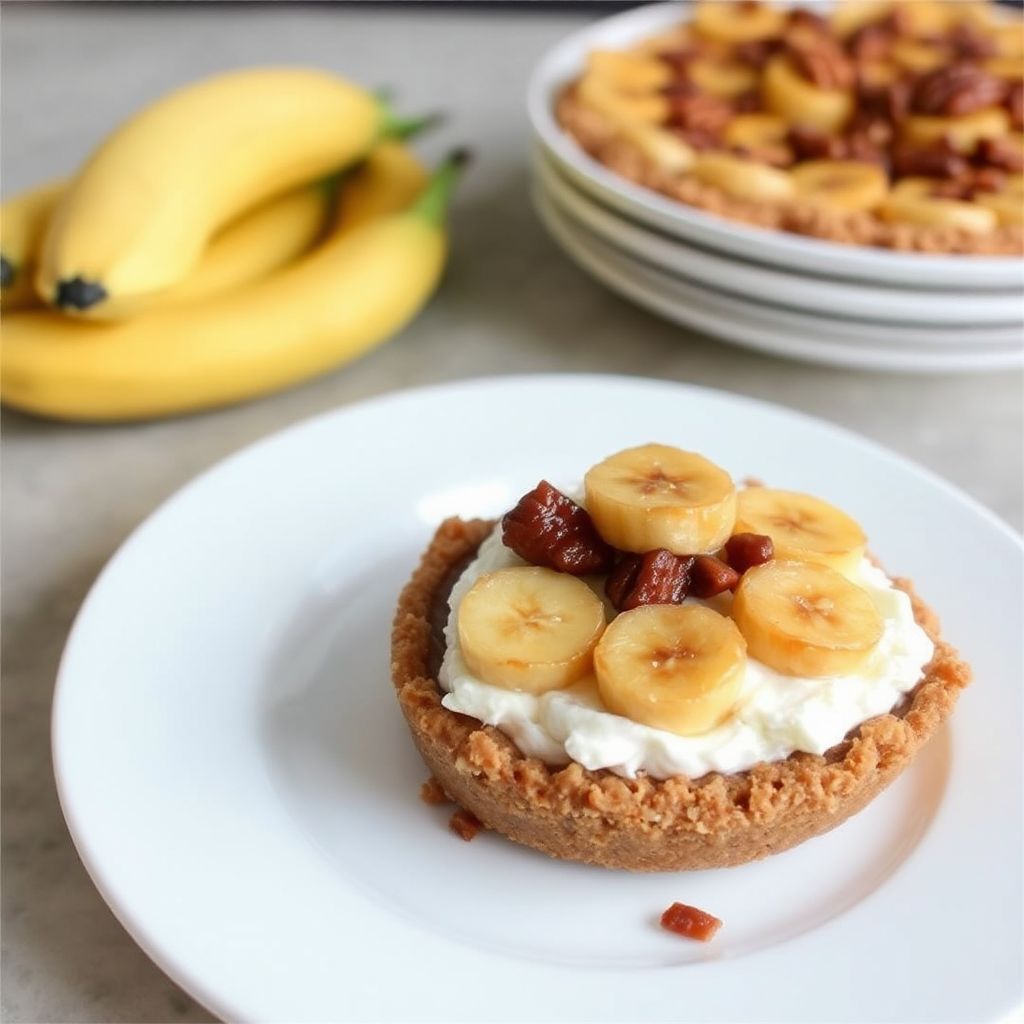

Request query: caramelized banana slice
[
  {"left": 762, "top": 54, "right": 855, "bottom": 134},
  {"left": 594, "top": 604, "right": 747, "bottom": 736},
  {"left": 732, "top": 560, "right": 884, "bottom": 678},
  {"left": 902, "top": 107, "right": 1011, "bottom": 154},
  {"left": 878, "top": 177, "right": 999, "bottom": 232},
  {"left": 577, "top": 72, "right": 670, "bottom": 125},
  {"left": 693, "top": 0, "right": 786, "bottom": 43},
  {"left": 457, "top": 566, "right": 607, "bottom": 694},
  {"left": 790, "top": 159, "right": 889, "bottom": 211},
  {"left": 584, "top": 443, "right": 737, "bottom": 555},
  {"left": 690, "top": 150, "right": 796, "bottom": 199},
  {"left": 733, "top": 487, "right": 867, "bottom": 577},
  {"left": 586, "top": 49, "right": 672, "bottom": 93}
]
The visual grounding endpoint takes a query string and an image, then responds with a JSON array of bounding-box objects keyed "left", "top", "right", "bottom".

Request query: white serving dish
[{"left": 526, "top": 1, "right": 1024, "bottom": 292}]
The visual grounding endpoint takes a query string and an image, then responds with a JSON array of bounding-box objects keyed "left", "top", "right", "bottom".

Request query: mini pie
[
  {"left": 554, "top": 0, "right": 1024, "bottom": 255},
  {"left": 390, "top": 447, "right": 973, "bottom": 872}
]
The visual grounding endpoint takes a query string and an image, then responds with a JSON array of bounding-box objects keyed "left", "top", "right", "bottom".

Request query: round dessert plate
[
  {"left": 526, "top": 1, "right": 1024, "bottom": 291},
  {"left": 53, "top": 376, "right": 1023, "bottom": 1023},
  {"left": 534, "top": 148, "right": 1024, "bottom": 328},
  {"left": 534, "top": 183, "right": 1024, "bottom": 372}
]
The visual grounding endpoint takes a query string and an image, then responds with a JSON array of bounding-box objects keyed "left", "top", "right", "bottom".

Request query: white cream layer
[{"left": 438, "top": 525, "right": 934, "bottom": 781}]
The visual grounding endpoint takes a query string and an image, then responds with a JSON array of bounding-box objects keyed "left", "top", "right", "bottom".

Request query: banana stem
[
  {"left": 376, "top": 95, "right": 444, "bottom": 141},
  {"left": 412, "top": 149, "right": 471, "bottom": 226}
]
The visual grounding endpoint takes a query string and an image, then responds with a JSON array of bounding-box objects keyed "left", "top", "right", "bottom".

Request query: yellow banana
[
  {"left": 1, "top": 179, "right": 64, "bottom": 310},
  {"left": 36, "top": 67, "right": 427, "bottom": 315},
  {"left": 4, "top": 177, "right": 336, "bottom": 316},
  {"left": 1, "top": 150, "right": 465, "bottom": 422},
  {"left": 332, "top": 138, "right": 429, "bottom": 230}
]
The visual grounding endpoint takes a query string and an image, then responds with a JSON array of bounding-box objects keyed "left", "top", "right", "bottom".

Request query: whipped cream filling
[{"left": 438, "top": 524, "right": 935, "bottom": 781}]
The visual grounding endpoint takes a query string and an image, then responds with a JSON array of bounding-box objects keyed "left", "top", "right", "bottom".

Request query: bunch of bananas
[{"left": 1, "top": 67, "right": 466, "bottom": 421}]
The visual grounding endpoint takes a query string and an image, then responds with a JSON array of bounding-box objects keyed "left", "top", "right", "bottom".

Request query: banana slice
[
  {"left": 594, "top": 604, "right": 747, "bottom": 736},
  {"left": 762, "top": 54, "right": 855, "bottom": 134},
  {"left": 586, "top": 49, "right": 672, "bottom": 93},
  {"left": 577, "top": 72, "right": 670, "bottom": 125},
  {"left": 690, "top": 150, "right": 796, "bottom": 200},
  {"left": 732, "top": 560, "right": 884, "bottom": 677},
  {"left": 890, "top": 40, "right": 952, "bottom": 75},
  {"left": 790, "top": 159, "right": 889, "bottom": 211},
  {"left": 457, "top": 566, "right": 606, "bottom": 695},
  {"left": 733, "top": 488, "right": 867, "bottom": 576},
  {"left": 975, "top": 190, "right": 1024, "bottom": 226},
  {"left": 984, "top": 55, "right": 1024, "bottom": 82},
  {"left": 584, "top": 443, "right": 737, "bottom": 555},
  {"left": 688, "top": 58, "right": 759, "bottom": 100},
  {"left": 693, "top": 0, "right": 786, "bottom": 43},
  {"left": 902, "top": 107, "right": 1011, "bottom": 154},
  {"left": 878, "top": 178, "right": 999, "bottom": 233},
  {"left": 619, "top": 122, "right": 697, "bottom": 174},
  {"left": 722, "top": 112, "right": 794, "bottom": 164},
  {"left": 829, "top": 0, "right": 892, "bottom": 38},
  {"left": 895, "top": 0, "right": 957, "bottom": 37}
]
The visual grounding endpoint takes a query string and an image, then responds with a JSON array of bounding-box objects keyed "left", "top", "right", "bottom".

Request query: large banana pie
[
  {"left": 390, "top": 444, "right": 972, "bottom": 872},
  {"left": 554, "top": 0, "right": 1023, "bottom": 254}
]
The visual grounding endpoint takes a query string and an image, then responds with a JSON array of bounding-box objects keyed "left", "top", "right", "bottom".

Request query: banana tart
[
  {"left": 555, "top": 0, "right": 1024, "bottom": 255},
  {"left": 390, "top": 443, "right": 972, "bottom": 871}
]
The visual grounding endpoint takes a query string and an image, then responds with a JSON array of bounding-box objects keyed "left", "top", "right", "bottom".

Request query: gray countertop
[{"left": 2, "top": 4, "right": 1021, "bottom": 1023}]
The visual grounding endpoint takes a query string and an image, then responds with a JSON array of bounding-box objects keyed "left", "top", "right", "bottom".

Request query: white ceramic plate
[
  {"left": 534, "top": 147, "right": 1024, "bottom": 328},
  {"left": 527, "top": 1, "right": 1024, "bottom": 291},
  {"left": 535, "top": 183, "right": 1024, "bottom": 372},
  {"left": 53, "top": 376, "right": 1023, "bottom": 1024}
]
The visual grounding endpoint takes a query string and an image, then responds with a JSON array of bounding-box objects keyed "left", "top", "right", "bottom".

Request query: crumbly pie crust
[{"left": 390, "top": 516, "right": 972, "bottom": 872}]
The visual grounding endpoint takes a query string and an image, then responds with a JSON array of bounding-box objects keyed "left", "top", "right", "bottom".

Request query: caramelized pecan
[
  {"left": 949, "top": 22, "right": 999, "bottom": 60},
  {"left": 891, "top": 139, "right": 969, "bottom": 180},
  {"left": 1007, "top": 81, "right": 1023, "bottom": 131},
  {"left": 846, "top": 22, "right": 894, "bottom": 63},
  {"left": 667, "top": 91, "right": 735, "bottom": 135},
  {"left": 786, "top": 28, "right": 855, "bottom": 90},
  {"left": 788, "top": 124, "right": 847, "bottom": 161},
  {"left": 501, "top": 481, "right": 614, "bottom": 575},
  {"left": 661, "top": 902, "right": 723, "bottom": 942},
  {"left": 856, "top": 77, "right": 911, "bottom": 125},
  {"left": 688, "top": 555, "right": 741, "bottom": 599},
  {"left": 605, "top": 550, "right": 694, "bottom": 611},
  {"left": 734, "top": 38, "right": 782, "bottom": 69},
  {"left": 724, "top": 532, "right": 774, "bottom": 574},
  {"left": 975, "top": 136, "right": 1024, "bottom": 174},
  {"left": 911, "top": 62, "right": 1009, "bottom": 117}
]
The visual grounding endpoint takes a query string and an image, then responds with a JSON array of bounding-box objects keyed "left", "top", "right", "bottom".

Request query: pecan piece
[
  {"left": 1008, "top": 81, "right": 1023, "bottom": 132},
  {"left": 501, "top": 481, "right": 614, "bottom": 576},
  {"left": 975, "top": 135, "right": 1024, "bottom": 174},
  {"left": 667, "top": 91, "right": 735, "bottom": 135},
  {"left": 949, "top": 22, "right": 998, "bottom": 60},
  {"left": 788, "top": 125, "right": 847, "bottom": 161},
  {"left": 786, "top": 31, "right": 855, "bottom": 90},
  {"left": 660, "top": 901, "right": 723, "bottom": 942},
  {"left": 688, "top": 555, "right": 741, "bottom": 598},
  {"left": 891, "top": 139, "right": 969, "bottom": 180},
  {"left": 605, "top": 550, "right": 694, "bottom": 611},
  {"left": 856, "top": 77, "right": 911, "bottom": 125},
  {"left": 911, "top": 62, "right": 1009, "bottom": 117},
  {"left": 724, "top": 532, "right": 775, "bottom": 574},
  {"left": 846, "top": 22, "right": 894, "bottom": 63}
]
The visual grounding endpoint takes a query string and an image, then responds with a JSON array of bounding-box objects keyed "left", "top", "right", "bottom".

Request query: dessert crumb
[
  {"left": 420, "top": 776, "right": 448, "bottom": 805},
  {"left": 448, "top": 808, "right": 483, "bottom": 841},
  {"left": 660, "top": 901, "right": 723, "bottom": 942}
]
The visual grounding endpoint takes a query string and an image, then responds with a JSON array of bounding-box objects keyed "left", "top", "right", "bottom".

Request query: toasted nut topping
[
  {"left": 502, "top": 481, "right": 615, "bottom": 576},
  {"left": 689, "top": 554, "right": 742, "bottom": 598},
  {"left": 605, "top": 550, "right": 695, "bottom": 611}
]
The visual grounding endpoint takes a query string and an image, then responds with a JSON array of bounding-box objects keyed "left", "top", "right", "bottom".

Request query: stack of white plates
[{"left": 526, "top": 2, "right": 1024, "bottom": 373}]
